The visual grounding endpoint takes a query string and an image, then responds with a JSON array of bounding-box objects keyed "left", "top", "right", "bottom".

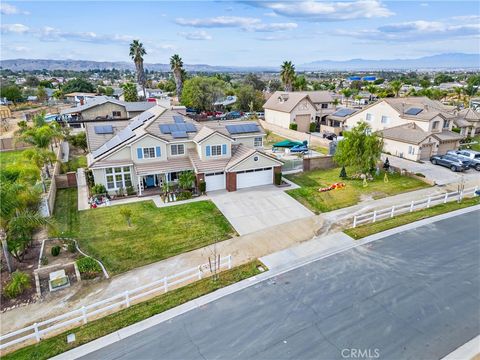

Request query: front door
[{"left": 145, "top": 175, "right": 155, "bottom": 188}]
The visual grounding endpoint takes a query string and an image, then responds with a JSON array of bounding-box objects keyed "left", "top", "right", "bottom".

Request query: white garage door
[
  {"left": 237, "top": 167, "right": 273, "bottom": 189},
  {"left": 205, "top": 172, "right": 225, "bottom": 192}
]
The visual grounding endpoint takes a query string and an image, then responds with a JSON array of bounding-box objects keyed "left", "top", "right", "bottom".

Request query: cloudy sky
[{"left": 1, "top": 1, "right": 479, "bottom": 66}]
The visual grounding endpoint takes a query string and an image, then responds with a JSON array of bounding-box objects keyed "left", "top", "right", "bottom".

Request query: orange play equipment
[{"left": 319, "top": 182, "right": 346, "bottom": 192}]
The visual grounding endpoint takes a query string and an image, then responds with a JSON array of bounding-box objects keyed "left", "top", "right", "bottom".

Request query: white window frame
[
  {"left": 171, "top": 144, "right": 185, "bottom": 156},
  {"left": 143, "top": 147, "right": 156, "bottom": 159},
  {"left": 105, "top": 166, "right": 132, "bottom": 190},
  {"left": 211, "top": 144, "right": 222, "bottom": 156},
  {"left": 408, "top": 146, "right": 415, "bottom": 155},
  {"left": 381, "top": 115, "right": 389, "bottom": 124},
  {"left": 254, "top": 137, "right": 263, "bottom": 147},
  {"left": 432, "top": 121, "right": 439, "bottom": 130},
  {"left": 366, "top": 113, "right": 373, "bottom": 122}
]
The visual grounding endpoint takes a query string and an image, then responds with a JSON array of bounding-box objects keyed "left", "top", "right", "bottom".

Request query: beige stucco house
[
  {"left": 454, "top": 108, "right": 480, "bottom": 138},
  {"left": 263, "top": 91, "right": 335, "bottom": 132},
  {"left": 86, "top": 105, "right": 282, "bottom": 195},
  {"left": 343, "top": 97, "right": 463, "bottom": 161}
]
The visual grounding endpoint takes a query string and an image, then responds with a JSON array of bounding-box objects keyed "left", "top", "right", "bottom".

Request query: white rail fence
[
  {"left": 352, "top": 187, "right": 478, "bottom": 228},
  {"left": 0, "top": 255, "right": 232, "bottom": 351}
]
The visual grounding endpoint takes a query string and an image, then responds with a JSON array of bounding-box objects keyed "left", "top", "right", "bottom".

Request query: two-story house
[
  {"left": 60, "top": 96, "right": 155, "bottom": 128},
  {"left": 86, "top": 105, "right": 282, "bottom": 194},
  {"left": 263, "top": 91, "right": 335, "bottom": 132},
  {"left": 343, "top": 97, "right": 462, "bottom": 161}
]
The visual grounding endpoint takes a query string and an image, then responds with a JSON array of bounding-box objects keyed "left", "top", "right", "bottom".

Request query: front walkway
[{"left": 0, "top": 185, "right": 455, "bottom": 334}]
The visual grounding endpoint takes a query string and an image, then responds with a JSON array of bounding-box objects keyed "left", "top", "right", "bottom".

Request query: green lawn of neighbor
[
  {"left": 53, "top": 188, "right": 237, "bottom": 275},
  {"left": 263, "top": 133, "right": 288, "bottom": 148},
  {"left": 345, "top": 196, "right": 480, "bottom": 240},
  {"left": 0, "top": 149, "right": 29, "bottom": 169},
  {"left": 285, "top": 167, "right": 430, "bottom": 214}
]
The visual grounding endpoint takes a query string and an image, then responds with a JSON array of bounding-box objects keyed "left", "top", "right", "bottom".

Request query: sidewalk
[
  {"left": 76, "top": 168, "right": 89, "bottom": 211},
  {"left": 0, "top": 185, "right": 458, "bottom": 334}
]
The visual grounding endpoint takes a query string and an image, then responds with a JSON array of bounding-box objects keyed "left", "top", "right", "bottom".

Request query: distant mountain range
[{"left": 1, "top": 53, "right": 478, "bottom": 72}]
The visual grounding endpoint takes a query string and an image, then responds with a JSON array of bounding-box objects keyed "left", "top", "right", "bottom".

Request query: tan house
[
  {"left": 454, "top": 108, "right": 480, "bottom": 137},
  {"left": 263, "top": 91, "right": 335, "bottom": 132},
  {"left": 86, "top": 105, "right": 282, "bottom": 194},
  {"left": 344, "top": 97, "right": 463, "bottom": 161}
]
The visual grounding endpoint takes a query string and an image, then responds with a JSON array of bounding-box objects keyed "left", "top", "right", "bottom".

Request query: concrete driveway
[
  {"left": 208, "top": 185, "right": 313, "bottom": 235},
  {"left": 382, "top": 154, "right": 480, "bottom": 186}
]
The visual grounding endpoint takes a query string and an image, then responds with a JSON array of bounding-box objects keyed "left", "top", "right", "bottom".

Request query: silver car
[{"left": 447, "top": 150, "right": 480, "bottom": 171}]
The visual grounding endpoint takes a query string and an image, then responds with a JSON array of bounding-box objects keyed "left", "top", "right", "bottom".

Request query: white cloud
[
  {"left": 178, "top": 30, "right": 212, "bottom": 40},
  {"left": 264, "top": 12, "right": 278, "bottom": 17},
  {"left": 36, "top": 26, "right": 135, "bottom": 44},
  {"left": 334, "top": 20, "right": 480, "bottom": 41},
  {"left": 0, "top": 2, "right": 29, "bottom": 15},
  {"left": 452, "top": 15, "right": 480, "bottom": 21},
  {"left": 246, "top": 0, "right": 393, "bottom": 21},
  {"left": 175, "top": 16, "right": 297, "bottom": 32},
  {"left": 0, "top": 23, "right": 30, "bottom": 33}
]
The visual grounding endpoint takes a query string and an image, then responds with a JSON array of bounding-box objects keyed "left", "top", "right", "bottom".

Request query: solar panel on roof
[
  {"left": 159, "top": 123, "right": 197, "bottom": 134},
  {"left": 159, "top": 124, "right": 172, "bottom": 134},
  {"left": 404, "top": 107, "right": 423, "bottom": 116},
  {"left": 332, "top": 108, "right": 356, "bottom": 117},
  {"left": 94, "top": 125, "right": 113, "bottom": 134},
  {"left": 225, "top": 123, "right": 259, "bottom": 134},
  {"left": 171, "top": 131, "right": 188, "bottom": 138},
  {"left": 173, "top": 115, "right": 185, "bottom": 124}
]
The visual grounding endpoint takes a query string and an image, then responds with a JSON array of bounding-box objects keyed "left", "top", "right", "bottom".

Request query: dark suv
[{"left": 430, "top": 154, "right": 470, "bottom": 172}]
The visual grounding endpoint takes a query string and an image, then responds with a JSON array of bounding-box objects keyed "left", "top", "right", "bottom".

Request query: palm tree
[
  {"left": 178, "top": 171, "right": 195, "bottom": 190},
  {"left": 453, "top": 87, "right": 463, "bottom": 107},
  {"left": 170, "top": 54, "right": 184, "bottom": 101},
  {"left": 280, "top": 61, "right": 295, "bottom": 92},
  {"left": 341, "top": 88, "right": 353, "bottom": 107},
  {"left": 129, "top": 40, "right": 147, "bottom": 99},
  {"left": 366, "top": 84, "right": 377, "bottom": 96},
  {"left": 18, "top": 125, "right": 54, "bottom": 149},
  {"left": 389, "top": 80, "right": 403, "bottom": 98},
  {"left": 23, "top": 148, "right": 57, "bottom": 192}
]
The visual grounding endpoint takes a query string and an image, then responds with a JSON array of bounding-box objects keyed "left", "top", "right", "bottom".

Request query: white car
[{"left": 447, "top": 150, "right": 480, "bottom": 171}]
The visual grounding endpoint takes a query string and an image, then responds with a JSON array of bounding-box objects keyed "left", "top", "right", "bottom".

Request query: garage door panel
[
  {"left": 205, "top": 172, "right": 225, "bottom": 191},
  {"left": 237, "top": 168, "right": 273, "bottom": 189}
]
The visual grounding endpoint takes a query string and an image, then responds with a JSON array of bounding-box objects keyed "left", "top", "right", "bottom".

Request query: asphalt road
[{"left": 81, "top": 210, "right": 480, "bottom": 360}]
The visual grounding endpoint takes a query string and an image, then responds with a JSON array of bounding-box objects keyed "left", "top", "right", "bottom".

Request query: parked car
[
  {"left": 290, "top": 144, "right": 309, "bottom": 153},
  {"left": 446, "top": 150, "right": 480, "bottom": 171},
  {"left": 322, "top": 132, "right": 337, "bottom": 140},
  {"left": 430, "top": 154, "right": 470, "bottom": 172}
]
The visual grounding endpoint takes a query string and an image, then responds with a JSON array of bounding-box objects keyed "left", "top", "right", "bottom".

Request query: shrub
[
  {"left": 66, "top": 240, "right": 77, "bottom": 253},
  {"left": 40, "top": 256, "right": 48, "bottom": 265},
  {"left": 177, "top": 191, "right": 192, "bottom": 201},
  {"left": 91, "top": 184, "right": 107, "bottom": 195},
  {"left": 289, "top": 123, "right": 298, "bottom": 131},
  {"left": 85, "top": 169, "right": 95, "bottom": 188},
  {"left": 309, "top": 122, "right": 316, "bottom": 132},
  {"left": 452, "top": 127, "right": 461, "bottom": 134},
  {"left": 415, "top": 172, "right": 426, "bottom": 178},
  {"left": 76, "top": 257, "right": 102, "bottom": 279},
  {"left": 199, "top": 181, "right": 206, "bottom": 193},
  {"left": 274, "top": 171, "right": 282, "bottom": 185},
  {"left": 126, "top": 185, "right": 136, "bottom": 196},
  {"left": 119, "top": 207, "right": 133, "bottom": 227},
  {"left": 339, "top": 165, "right": 347, "bottom": 179},
  {"left": 51, "top": 245, "right": 61, "bottom": 257},
  {"left": 4, "top": 271, "right": 31, "bottom": 299}
]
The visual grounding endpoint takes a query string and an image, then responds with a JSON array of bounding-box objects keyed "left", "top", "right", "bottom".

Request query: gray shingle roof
[
  {"left": 125, "top": 102, "right": 156, "bottom": 113},
  {"left": 380, "top": 123, "right": 431, "bottom": 145}
]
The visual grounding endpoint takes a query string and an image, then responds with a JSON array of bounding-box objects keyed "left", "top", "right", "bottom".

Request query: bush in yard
[
  {"left": 4, "top": 271, "right": 31, "bottom": 299},
  {"left": 177, "top": 191, "right": 192, "bottom": 201},
  {"left": 289, "top": 123, "right": 298, "bottom": 131},
  {"left": 119, "top": 207, "right": 132, "bottom": 227},
  {"left": 40, "top": 256, "right": 48, "bottom": 265},
  {"left": 66, "top": 240, "right": 77, "bottom": 253},
  {"left": 199, "top": 180, "right": 206, "bottom": 193},
  {"left": 309, "top": 122, "right": 316, "bottom": 132},
  {"left": 274, "top": 172, "right": 282, "bottom": 185},
  {"left": 76, "top": 257, "right": 102, "bottom": 279},
  {"left": 339, "top": 166, "right": 347, "bottom": 179},
  {"left": 51, "top": 245, "right": 61, "bottom": 256},
  {"left": 91, "top": 184, "right": 107, "bottom": 195},
  {"left": 126, "top": 185, "right": 136, "bottom": 196}
]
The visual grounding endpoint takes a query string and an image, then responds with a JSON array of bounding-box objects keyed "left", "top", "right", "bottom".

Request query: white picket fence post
[
  {"left": 125, "top": 290, "right": 130, "bottom": 307},
  {"left": 390, "top": 206, "right": 395, "bottom": 218},
  {"left": 228, "top": 255, "right": 232, "bottom": 269},
  {"left": 427, "top": 197, "right": 431, "bottom": 208},
  {"left": 163, "top": 276, "right": 168, "bottom": 293},
  {"left": 372, "top": 211, "right": 377, "bottom": 223},
  {"left": 353, "top": 216, "right": 357, "bottom": 228},
  {"left": 197, "top": 266, "right": 202, "bottom": 280},
  {"left": 81, "top": 306, "right": 87, "bottom": 324},
  {"left": 33, "top": 323, "right": 40, "bottom": 342},
  {"left": 444, "top": 193, "right": 448, "bottom": 203},
  {"left": 410, "top": 201, "right": 414, "bottom": 212}
]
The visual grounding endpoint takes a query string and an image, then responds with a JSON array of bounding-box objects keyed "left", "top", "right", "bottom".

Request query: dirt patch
[{"left": 41, "top": 239, "right": 80, "bottom": 268}]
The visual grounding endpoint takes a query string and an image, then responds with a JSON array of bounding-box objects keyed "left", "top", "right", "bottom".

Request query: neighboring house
[
  {"left": 60, "top": 96, "right": 155, "bottom": 128},
  {"left": 64, "top": 92, "right": 97, "bottom": 105},
  {"left": 344, "top": 97, "right": 463, "bottom": 161},
  {"left": 86, "top": 105, "right": 282, "bottom": 195},
  {"left": 322, "top": 108, "right": 358, "bottom": 135},
  {"left": 263, "top": 91, "right": 335, "bottom": 132},
  {"left": 454, "top": 108, "right": 480, "bottom": 137}
]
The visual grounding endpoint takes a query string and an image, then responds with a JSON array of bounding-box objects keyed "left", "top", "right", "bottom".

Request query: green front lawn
[
  {"left": 345, "top": 196, "right": 480, "bottom": 240},
  {"left": 53, "top": 189, "right": 237, "bottom": 275},
  {"left": 285, "top": 167, "right": 430, "bottom": 214},
  {"left": 3, "top": 260, "right": 265, "bottom": 360}
]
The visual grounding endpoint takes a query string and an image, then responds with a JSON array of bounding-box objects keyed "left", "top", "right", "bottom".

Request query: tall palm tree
[
  {"left": 280, "top": 61, "right": 295, "bottom": 92},
  {"left": 453, "top": 87, "right": 463, "bottom": 107},
  {"left": 170, "top": 54, "right": 184, "bottom": 101},
  {"left": 341, "top": 88, "right": 353, "bottom": 107},
  {"left": 129, "top": 40, "right": 147, "bottom": 99},
  {"left": 23, "top": 148, "right": 57, "bottom": 192},
  {"left": 389, "top": 80, "right": 403, "bottom": 98},
  {"left": 18, "top": 125, "right": 54, "bottom": 149}
]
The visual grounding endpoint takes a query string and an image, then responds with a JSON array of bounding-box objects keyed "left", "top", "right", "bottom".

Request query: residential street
[{"left": 79, "top": 210, "right": 480, "bottom": 360}]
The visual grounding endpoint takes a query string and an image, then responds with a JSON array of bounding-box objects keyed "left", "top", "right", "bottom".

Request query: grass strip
[
  {"left": 3, "top": 260, "right": 266, "bottom": 360},
  {"left": 344, "top": 197, "right": 479, "bottom": 240}
]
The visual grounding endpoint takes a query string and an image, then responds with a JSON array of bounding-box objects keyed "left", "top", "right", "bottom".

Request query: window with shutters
[
  {"left": 211, "top": 145, "right": 222, "bottom": 156},
  {"left": 143, "top": 147, "right": 155, "bottom": 159}
]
